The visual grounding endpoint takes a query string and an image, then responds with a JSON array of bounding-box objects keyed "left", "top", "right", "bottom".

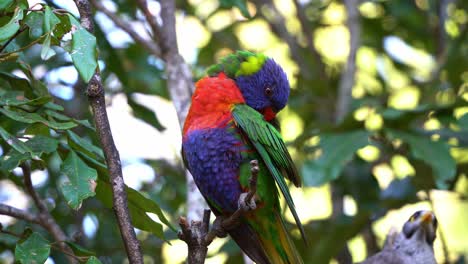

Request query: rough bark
[{"left": 73, "top": 1, "right": 143, "bottom": 263}]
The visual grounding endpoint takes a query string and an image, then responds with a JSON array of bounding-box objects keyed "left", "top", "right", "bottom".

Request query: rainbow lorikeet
[{"left": 182, "top": 51, "right": 305, "bottom": 264}]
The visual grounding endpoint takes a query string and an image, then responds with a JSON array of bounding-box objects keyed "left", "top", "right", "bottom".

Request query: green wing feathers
[
  {"left": 233, "top": 104, "right": 301, "bottom": 186},
  {"left": 232, "top": 104, "right": 306, "bottom": 242}
]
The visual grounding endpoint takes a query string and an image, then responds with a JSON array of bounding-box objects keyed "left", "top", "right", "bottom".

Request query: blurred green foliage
[{"left": 0, "top": 0, "right": 467, "bottom": 263}]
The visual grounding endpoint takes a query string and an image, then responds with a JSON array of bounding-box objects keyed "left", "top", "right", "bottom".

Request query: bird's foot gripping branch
[{"left": 178, "top": 160, "right": 259, "bottom": 264}]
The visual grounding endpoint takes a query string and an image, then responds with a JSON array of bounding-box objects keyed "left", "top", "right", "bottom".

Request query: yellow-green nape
[
  {"left": 236, "top": 53, "right": 267, "bottom": 77},
  {"left": 206, "top": 51, "right": 269, "bottom": 78}
]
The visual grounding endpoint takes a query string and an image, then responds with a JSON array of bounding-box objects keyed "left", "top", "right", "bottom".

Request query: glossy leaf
[
  {"left": 95, "top": 179, "right": 169, "bottom": 240},
  {"left": 65, "top": 241, "right": 95, "bottom": 256},
  {"left": 302, "top": 131, "right": 370, "bottom": 186},
  {"left": 40, "top": 33, "right": 56, "bottom": 60},
  {"left": 67, "top": 130, "right": 103, "bottom": 159},
  {"left": 0, "top": 0, "right": 14, "bottom": 10},
  {"left": 43, "top": 5, "right": 60, "bottom": 32},
  {"left": 24, "top": 11, "right": 44, "bottom": 38},
  {"left": 15, "top": 232, "right": 50, "bottom": 264},
  {"left": 0, "top": 126, "right": 32, "bottom": 154},
  {"left": 0, "top": 135, "right": 58, "bottom": 171},
  {"left": 0, "top": 7, "right": 23, "bottom": 42},
  {"left": 60, "top": 151, "right": 98, "bottom": 209},
  {"left": 25, "top": 135, "right": 59, "bottom": 155},
  {"left": 127, "top": 187, "right": 175, "bottom": 231},
  {"left": 0, "top": 92, "right": 51, "bottom": 106},
  {"left": 0, "top": 107, "right": 77, "bottom": 130},
  {"left": 387, "top": 130, "right": 456, "bottom": 189},
  {"left": 68, "top": 15, "right": 98, "bottom": 83},
  {"left": 0, "top": 149, "right": 29, "bottom": 171},
  {"left": 127, "top": 96, "right": 165, "bottom": 131}
]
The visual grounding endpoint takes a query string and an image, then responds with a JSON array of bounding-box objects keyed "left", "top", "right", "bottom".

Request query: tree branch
[
  {"left": 292, "top": 0, "right": 327, "bottom": 80},
  {"left": 20, "top": 163, "right": 76, "bottom": 263},
  {"left": 332, "top": 1, "right": 361, "bottom": 263},
  {"left": 0, "top": 204, "right": 41, "bottom": 224},
  {"left": 336, "top": 0, "right": 360, "bottom": 124},
  {"left": 73, "top": 1, "right": 143, "bottom": 263},
  {"left": 135, "top": 0, "right": 206, "bottom": 224},
  {"left": 89, "top": 0, "right": 161, "bottom": 57},
  {"left": 178, "top": 160, "right": 260, "bottom": 264}
]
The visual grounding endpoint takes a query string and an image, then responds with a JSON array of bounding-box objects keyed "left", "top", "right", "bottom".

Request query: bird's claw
[{"left": 238, "top": 193, "right": 256, "bottom": 211}]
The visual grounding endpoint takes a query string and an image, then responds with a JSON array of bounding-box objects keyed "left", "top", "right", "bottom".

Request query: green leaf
[
  {"left": 302, "top": 131, "right": 370, "bottom": 186},
  {"left": 219, "top": 0, "right": 250, "bottom": 18},
  {"left": 24, "top": 11, "right": 44, "bottom": 39},
  {"left": 19, "top": 63, "right": 49, "bottom": 97},
  {"left": 0, "top": 126, "right": 33, "bottom": 154},
  {"left": 127, "top": 96, "right": 165, "bottom": 131},
  {"left": 25, "top": 123, "right": 50, "bottom": 136},
  {"left": 43, "top": 6, "right": 60, "bottom": 33},
  {"left": 0, "top": 91, "right": 51, "bottom": 106},
  {"left": 86, "top": 256, "right": 103, "bottom": 264},
  {"left": 67, "top": 130, "right": 104, "bottom": 159},
  {"left": 53, "top": 14, "right": 72, "bottom": 40},
  {"left": 0, "top": 7, "right": 24, "bottom": 42},
  {"left": 40, "top": 34, "right": 56, "bottom": 60},
  {"left": 68, "top": 15, "right": 98, "bottom": 83},
  {"left": 65, "top": 241, "right": 95, "bottom": 256},
  {"left": 14, "top": 232, "right": 50, "bottom": 264},
  {"left": 95, "top": 179, "right": 171, "bottom": 240},
  {"left": 0, "top": 135, "right": 58, "bottom": 171},
  {"left": 387, "top": 130, "right": 456, "bottom": 189},
  {"left": 60, "top": 151, "right": 98, "bottom": 209},
  {"left": 0, "top": 72, "right": 32, "bottom": 97},
  {"left": 0, "top": 149, "right": 29, "bottom": 171},
  {"left": 127, "top": 187, "right": 176, "bottom": 231},
  {"left": 0, "top": 0, "right": 14, "bottom": 11},
  {"left": 0, "top": 107, "right": 77, "bottom": 130},
  {"left": 25, "top": 135, "right": 59, "bottom": 154},
  {"left": 44, "top": 102, "right": 64, "bottom": 111}
]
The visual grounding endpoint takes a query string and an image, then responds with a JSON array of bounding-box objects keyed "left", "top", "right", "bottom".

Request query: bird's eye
[
  {"left": 265, "top": 87, "right": 273, "bottom": 97},
  {"left": 409, "top": 211, "right": 421, "bottom": 222}
]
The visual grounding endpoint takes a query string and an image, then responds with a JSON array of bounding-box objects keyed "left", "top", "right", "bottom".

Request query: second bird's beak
[{"left": 420, "top": 211, "right": 434, "bottom": 225}]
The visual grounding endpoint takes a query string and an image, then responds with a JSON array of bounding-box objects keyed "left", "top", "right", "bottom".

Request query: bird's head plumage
[
  {"left": 402, "top": 210, "right": 438, "bottom": 246},
  {"left": 207, "top": 51, "right": 290, "bottom": 119}
]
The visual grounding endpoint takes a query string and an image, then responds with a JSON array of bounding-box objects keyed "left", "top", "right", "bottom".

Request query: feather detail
[{"left": 232, "top": 104, "right": 306, "bottom": 243}]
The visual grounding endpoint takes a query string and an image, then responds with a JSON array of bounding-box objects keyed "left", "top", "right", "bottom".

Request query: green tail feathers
[{"left": 232, "top": 209, "right": 303, "bottom": 264}]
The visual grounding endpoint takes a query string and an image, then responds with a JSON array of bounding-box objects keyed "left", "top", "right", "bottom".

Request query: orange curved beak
[{"left": 420, "top": 211, "right": 434, "bottom": 224}]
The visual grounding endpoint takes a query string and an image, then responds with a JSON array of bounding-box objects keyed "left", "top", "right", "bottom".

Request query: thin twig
[
  {"left": 0, "top": 33, "right": 47, "bottom": 58},
  {"left": 89, "top": 0, "right": 161, "bottom": 57},
  {"left": 0, "top": 204, "right": 41, "bottom": 224},
  {"left": 21, "top": 163, "right": 48, "bottom": 213},
  {"left": 20, "top": 163, "right": 77, "bottom": 264},
  {"left": 142, "top": 0, "right": 204, "bottom": 224},
  {"left": 50, "top": 244, "right": 89, "bottom": 262},
  {"left": 72, "top": 1, "right": 143, "bottom": 263},
  {"left": 332, "top": 1, "right": 360, "bottom": 263},
  {"left": 135, "top": 0, "right": 164, "bottom": 51},
  {"left": 292, "top": 0, "right": 327, "bottom": 80},
  {"left": 336, "top": 0, "right": 360, "bottom": 124}
]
